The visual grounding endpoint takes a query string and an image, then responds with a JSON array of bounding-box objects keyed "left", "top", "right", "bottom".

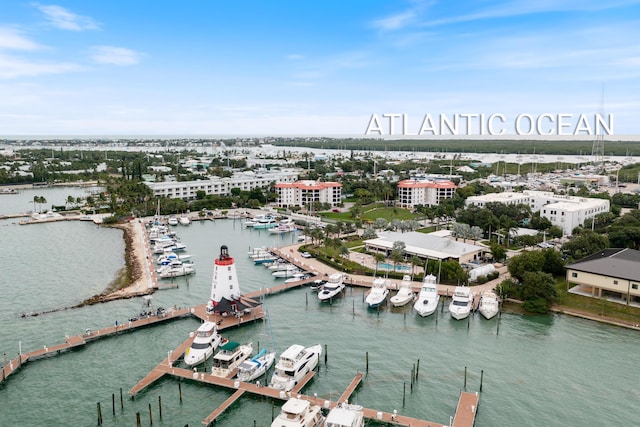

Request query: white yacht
[
  {"left": 236, "top": 348, "right": 276, "bottom": 382},
  {"left": 448, "top": 286, "right": 474, "bottom": 320},
  {"left": 179, "top": 215, "right": 191, "bottom": 225},
  {"left": 167, "top": 216, "right": 179, "bottom": 226},
  {"left": 390, "top": 275, "right": 414, "bottom": 307},
  {"left": 478, "top": 290, "right": 500, "bottom": 320},
  {"left": 269, "top": 344, "right": 322, "bottom": 391},
  {"left": 365, "top": 277, "right": 389, "bottom": 308},
  {"left": 271, "top": 398, "right": 325, "bottom": 427},
  {"left": 157, "top": 260, "right": 195, "bottom": 278},
  {"left": 210, "top": 341, "right": 253, "bottom": 378},
  {"left": 318, "top": 273, "right": 345, "bottom": 302},
  {"left": 324, "top": 403, "right": 365, "bottom": 427},
  {"left": 184, "top": 321, "right": 224, "bottom": 366},
  {"left": 413, "top": 274, "right": 440, "bottom": 317}
]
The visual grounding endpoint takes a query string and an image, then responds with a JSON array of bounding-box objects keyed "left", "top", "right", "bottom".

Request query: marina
[{"left": 1, "top": 206, "right": 640, "bottom": 426}]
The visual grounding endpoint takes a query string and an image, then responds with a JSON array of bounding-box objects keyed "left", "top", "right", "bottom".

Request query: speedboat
[
  {"left": 253, "top": 215, "right": 278, "bottom": 229},
  {"left": 390, "top": 275, "right": 414, "bottom": 307},
  {"left": 324, "top": 403, "right": 365, "bottom": 427},
  {"left": 318, "top": 273, "right": 345, "bottom": 302},
  {"left": 236, "top": 348, "right": 276, "bottom": 382},
  {"left": 273, "top": 268, "right": 303, "bottom": 278},
  {"left": 269, "top": 344, "right": 322, "bottom": 391},
  {"left": 478, "top": 290, "right": 500, "bottom": 320},
  {"left": 210, "top": 341, "right": 253, "bottom": 378},
  {"left": 271, "top": 398, "right": 325, "bottom": 427},
  {"left": 449, "top": 286, "right": 473, "bottom": 320},
  {"left": 413, "top": 274, "right": 440, "bottom": 317},
  {"left": 156, "top": 252, "right": 192, "bottom": 265},
  {"left": 157, "top": 260, "right": 195, "bottom": 278},
  {"left": 365, "top": 277, "right": 389, "bottom": 308},
  {"left": 179, "top": 215, "right": 191, "bottom": 225},
  {"left": 167, "top": 216, "right": 178, "bottom": 226},
  {"left": 284, "top": 273, "right": 309, "bottom": 284},
  {"left": 184, "top": 321, "right": 224, "bottom": 366}
]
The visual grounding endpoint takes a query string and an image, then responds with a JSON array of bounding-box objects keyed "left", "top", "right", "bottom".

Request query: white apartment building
[
  {"left": 275, "top": 180, "right": 342, "bottom": 208},
  {"left": 397, "top": 179, "right": 457, "bottom": 208},
  {"left": 465, "top": 190, "right": 610, "bottom": 235},
  {"left": 146, "top": 170, "right": 298, "bottom": 200}
]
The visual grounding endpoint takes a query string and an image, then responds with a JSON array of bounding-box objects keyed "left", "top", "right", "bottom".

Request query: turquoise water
[
  {"left": 377, "top": 262, "right": 411, "bottom": 272},
  {"left": 1, "top": 193, "right": 640, "bottom": 426}
]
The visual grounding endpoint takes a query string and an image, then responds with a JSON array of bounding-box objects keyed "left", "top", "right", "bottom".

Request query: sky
[{"left": 1, "top": 0, "right": 640, "bottom": 137}]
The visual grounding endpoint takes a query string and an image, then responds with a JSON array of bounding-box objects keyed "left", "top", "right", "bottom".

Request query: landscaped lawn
[{"left": 360, "top": 206, "right": 418, "bottom": 221}]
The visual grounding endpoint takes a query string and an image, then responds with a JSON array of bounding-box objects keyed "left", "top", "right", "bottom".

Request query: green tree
[
  {"left": 507, "top": 250, "right": 546, "bottom": 282},
  {"left": 561, "top": 230, "right": 609, "bottom": 262},
  {"left": 520, "top": 271, "right": 557, "bottom": 313},
  {"left": 489, "top": 243, "right": 507, "bottom": 262}
]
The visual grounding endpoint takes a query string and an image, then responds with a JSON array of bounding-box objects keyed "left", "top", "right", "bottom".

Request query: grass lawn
[
  {"left": 318, "top": 211, "right": 354, "bottom": 221},
  {"left": 360, "top": 207, "right": 418, "bottom": 221},
  {"left": 554, "top": 279, "right": 640, "bottom": 324}
]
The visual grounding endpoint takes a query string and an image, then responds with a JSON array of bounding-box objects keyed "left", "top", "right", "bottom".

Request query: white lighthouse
[{"left": 206, "top": 245, "right": 250, "bottom": 314}]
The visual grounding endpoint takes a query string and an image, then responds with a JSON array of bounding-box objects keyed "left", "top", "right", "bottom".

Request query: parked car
[{"left": 301, "top": 252, "right": 312, "bottom": 258}]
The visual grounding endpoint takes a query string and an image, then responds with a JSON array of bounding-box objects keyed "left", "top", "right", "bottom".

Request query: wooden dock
[{"left": 452, "top": 392, "right": 479, "bottom": 427}]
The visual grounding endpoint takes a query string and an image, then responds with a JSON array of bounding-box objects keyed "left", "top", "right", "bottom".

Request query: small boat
[
  {"left": 157, "top": 261, "right": 195, "bottom": 278},
  {"left": 269, "top": 344, "right": 322, "bottom": 391},
  {"left": 365, "top": 277, "right": 389, "bottom": 308},
  {"left": 273, "top": 268, "right": 303, "bottom": 278},
  {"left": 478, "top": 290, "right": 500, "bottom": 320},
  {"left": 156, "top": 252, "right": 192, "bottom": 265},
  {"left": 167, "top": 216, "right": 179, "bottom": 226},
  {"left": 184, "top": 321, "right": 225, "bottom": 366},
  {"left": 310, "top": 279, "right": 324, "bottom": 292},
  {"left": 324, "top": 403, "right": 365, "bottom": 427},
  {"left": 0, "top": 188, "right": 18, "bottom": 194},
  {"left": 210, "top": 341, "right": 253, "bottom": 378},
  {"left": 413, "top": 274, "right": 440, "bottom": 317},
  {"left": 449, "top": 286, "right": 473, "bottom": 320},
  {"left": 271, "top": 398, "right": 325, "bottom": 427},
  {"left": 179, "top": 215, "right": 191, "bottom": 225},
  {"left": 267, "top": 261, "right": 294, "bottom": 271},
  {"left": 253, "top": 215, "right": 278, "bottom": 229},
  {"left": 284, "top": 273, "right": 309, "bottom": 284},
  {"left": 318, "top": 273, "right": 345, "bottom": 302},
  {"left": 236, "top": 348, "right": 276, "bottom": 382},
  {"left": 390, "top": 275, "right": 414, "bottom": 307},
  {"left": 269, "top": 222, "right": 297, "bottom": 234}
]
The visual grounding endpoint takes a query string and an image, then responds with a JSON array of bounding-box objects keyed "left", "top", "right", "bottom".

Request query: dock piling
[
  {"left": 179, "top": 382, "right": 183, "bottom": 403},
  {"left": 149, "top": 402, "right": 153, "bottom": 425},
  {"left": 120, "top": 388, "right": 124, "bottom": 410},
  {"left": 158, "top": 395, "right": 162, "bottom": 419},
  {"left": 136, "top": 412, "right": 141, "bottom": 427},
  {"left": 403, "top": 382, "right": 406, "bottom": 407},
  {"left": 480, "top": 369, "right": 484, "bottom": 392},
  {"left": 324, "top": 344, "right": 327, "bottom": 365},
  {"left": 305, "top": 293, "right": 308, "bottom": 306},
  {"left": 97, "top": 402, "right": 103, "bottom": 425},
  {"left": 464, "top": 366, "right": 467, "bottom": 390},
  {"left": 416, "top": 359, "right": 420, "bottom": 380},
  {"left": 365, "top": 351, "right": 369, "bottom": 373},
  {"left": 112, "top": 393, "right": 115, "bottom": 416}
]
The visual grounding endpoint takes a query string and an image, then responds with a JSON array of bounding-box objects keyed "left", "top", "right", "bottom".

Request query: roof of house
[
  {"left": 364, "top": 231, "right": 484, "bottom": 260},
  {"left": 565, "top": 248, "right": 640, "bottom": 282}
]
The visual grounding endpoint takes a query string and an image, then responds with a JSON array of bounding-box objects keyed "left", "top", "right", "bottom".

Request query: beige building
[
  {"left": 565, "top": 248, "right": 640, "bottom": 305},
  {"left": 275, "top": 180, "right": 342, "bottom": 208},
  {"left": 397, "top": 179, "right": 457, "bottom": 208}
]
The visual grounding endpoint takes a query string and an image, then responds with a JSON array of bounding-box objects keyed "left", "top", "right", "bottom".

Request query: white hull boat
[
  {"left": 365, "top": 277, "right": 389, "bottom": 308},
  {"left": 179, "top": 216, "right": 191, "bottom": 225},
  {"left": 318, "top": 273, "right": 345, "bottom": 302},
  {"left": 211, "top": 341, "right": 253, "bottom": 378},
  {"left": 158, "top": 263, "right": 195, "bottom": 278},
  {"left": 167, "top": 216, "right": 178, "bottom": 226},
  {"left": 324, "top": 403, "right": 365, "bottom": 427},
  {"left": 269, "top": 344, "right": 322, "bottom": 391},
  {"left": 184, "top": 322, "right": 224, "bottom": 366},
  {"left": 156, "top": 252, "right": 192, "bottom": 265},
  {"left": 390, "top": 275, "right": 414, "bottom": 307},
  {"left": 236, "top": 348, "right": 276, "bottom": 382},
  {"left": 271, "top": 398, "right": 325, "bottom": 427},
  {"left": 478, "top": 290, "right": 500, "bottom": 320},
  {"left": 273, "top": 269, "right": 303, "bottom": 278},
  {"left": 413, "top": 274, "right": 440, "bottom": 317},
  {"left": 449, "top": 286, "right": 473, "bottom": 320}
]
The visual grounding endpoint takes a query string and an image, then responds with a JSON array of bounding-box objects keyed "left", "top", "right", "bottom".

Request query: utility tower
[{"left": 591, "top": 85, "right": 605, "bottom": 169}]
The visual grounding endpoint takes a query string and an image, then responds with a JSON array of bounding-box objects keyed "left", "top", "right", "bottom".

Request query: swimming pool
[{"left": 377, "top": 262, "right": 411, "bottom": 272}]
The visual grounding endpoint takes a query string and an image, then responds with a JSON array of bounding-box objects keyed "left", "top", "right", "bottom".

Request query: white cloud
[
  {"left": 35, "top": 4, "right": 100, "bottom": 31},
  {"left": 372, "top": 10, "right": 417, "bottom": 31},
  {"left": 0, "top": 27, "right": 42, "bottom": 51},
  {"left": 90, "top": 46, "right": 143, "bottom": 66},
  {"left": 0, "top": 52, "right": 83, "bottom": 79}
]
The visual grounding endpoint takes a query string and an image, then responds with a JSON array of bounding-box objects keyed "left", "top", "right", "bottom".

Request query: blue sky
[{"left": 1, "top": 0, "right": 640, "bottom": 136}]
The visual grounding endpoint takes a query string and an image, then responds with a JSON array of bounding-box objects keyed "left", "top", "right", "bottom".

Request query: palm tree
[
  {"left": 374, "top": 252, "right": 385, "bottom": 276},
  {"left": 410, "top": 255, "right": 422, "bottom": 279}
]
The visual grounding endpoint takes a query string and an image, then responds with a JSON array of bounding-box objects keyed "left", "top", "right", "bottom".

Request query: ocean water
[{"left": 1, "top": 207, "right": 640, "bottom": 426}]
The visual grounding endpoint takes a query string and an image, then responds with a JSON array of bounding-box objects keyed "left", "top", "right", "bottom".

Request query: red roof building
[
  {"left": 275, "top": 180, "right": 342, "bottom": 208},
  {"left": 397, "top": 179, "right": 457, "bottom": 208}
]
